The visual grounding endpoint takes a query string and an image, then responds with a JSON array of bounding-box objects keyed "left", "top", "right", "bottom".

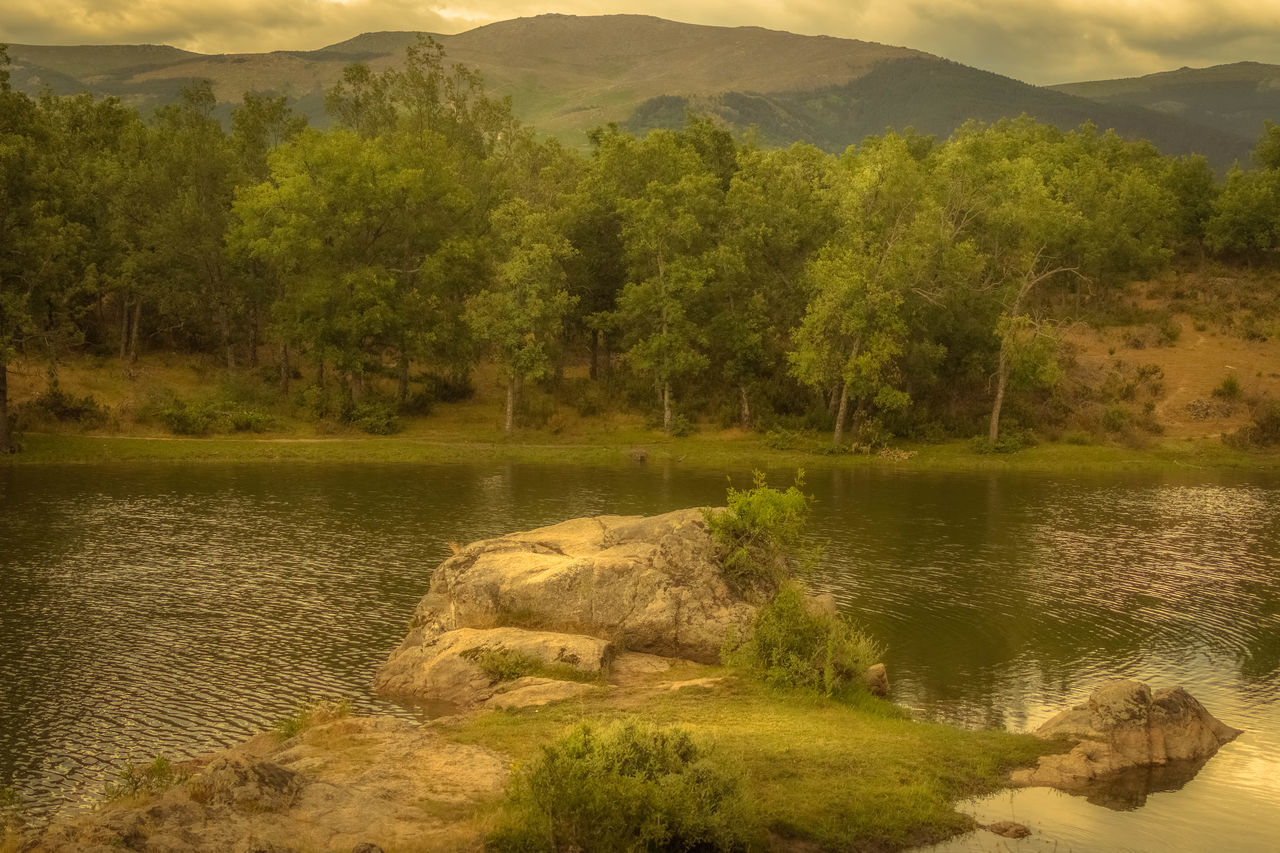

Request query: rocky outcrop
[
  {"left": 1013, "top": 680, "right": 1243, "bottom": 791},
  {"left": 31, "top": 717, "right": 508, "bottom": 853},
  {"left": 374, "top": 509, "right": 756, "bottom": 704},
  {"left": 373, "top": 626, "right": 612, "bottom": 706}
]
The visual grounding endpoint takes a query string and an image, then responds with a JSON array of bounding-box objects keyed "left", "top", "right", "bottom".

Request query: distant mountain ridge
[{"left": 5, "top": 14, "right": 1271, "bottom": 168}]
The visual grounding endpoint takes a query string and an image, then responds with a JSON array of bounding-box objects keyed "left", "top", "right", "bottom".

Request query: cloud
[{"left": 4, "top": 0, "right": 1279, "bottom": 82}]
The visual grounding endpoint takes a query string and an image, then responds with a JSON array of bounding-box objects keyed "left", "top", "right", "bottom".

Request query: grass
[
  {"left": 7, "top": 353, "right": 1280, "bottom": 472},
  {"left": 10, "top": 430, "right": 1280, "bottom": 473},
  {"left": 273, "top": 698, "right": 354, "bottom": 740},
  {"left": 103, "top": 755, "right": 187, "bottom": 801},
  {"left": 462, "top": 646, "right": 606, "bottom": 685},
  {"left": 441, "top": 675, "right": 1060, "bottom": 851}
]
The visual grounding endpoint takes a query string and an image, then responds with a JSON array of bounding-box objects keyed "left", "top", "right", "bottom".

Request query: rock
[
  {"left": 979, "top": 821, "right": 1030, "bottom": 839},
  {"left": 628, "top": 446, "right": 648, "bottom": 463},
  {"left": 805, "top": 593, "right": 838, "bottom": 617},
  {"left": 374, "top": 626, "right": 612, "bottom": 706},
  {"left": 375, "top": 509, "right": 756, "bottom": 686},
  {"left": 1012, "top": 680, "right": 1242, "bottom": 790},
  {"left": 661, "top": 677, "right": 725, "bottom": 692},
  {"left": 485, "top": 677, "right": 598, "bottom": 709},
  {"left": 350, "top": 845, "right": 384, "bottom": 853},
  {"left": 864, "top": 663, "right": 890, "bottom": 697},
  {"left": 29, "top": 716, "right": 508, "bottom": 853},
  {"left": 187, "top": 755, "right": 301, "bottom": 811}
]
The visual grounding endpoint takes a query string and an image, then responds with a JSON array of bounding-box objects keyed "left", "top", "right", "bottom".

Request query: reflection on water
[
  {"left": 1072, "top": 758, "right": 1212, "bottom": 812},
  {"left": 1, "top": 463, "right": 1277, "bottom": 850}
]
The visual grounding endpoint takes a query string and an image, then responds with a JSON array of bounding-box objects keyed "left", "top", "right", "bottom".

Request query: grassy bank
[
  {"left": 440, "top": 673, "right": 1058, "bottom": 850},
  {"left": 8, "top": 430, "right": 1280, "bottom": 473}
]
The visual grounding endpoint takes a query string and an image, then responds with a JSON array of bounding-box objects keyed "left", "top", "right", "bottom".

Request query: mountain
[
  {"left": 1051, "top": 62, "right": 1280, "bottom": 157},
  {"left": 3, "top": 14, "right": 1265, "bottom": 168}
]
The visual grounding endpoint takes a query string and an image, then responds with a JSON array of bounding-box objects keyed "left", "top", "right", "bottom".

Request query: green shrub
[
  {"left": 1212, "top": 374, "right": 1242, "bottom": 401},
  {"left": 970, "top": 427, "right": 1036, "bottom": 454},
  {"left": 461, "top": 646, "right": 602, "bottom": 685},
  {"left": 344, "top": 400, "right": 402, "bottom": 435},
  {"left": 228, "top": 409, "right": 274, "bottom": 433},
  {"left": 517, "top": 389, "right": 558, "bottom": 430},
  {"left": 104, "top": 755, "right": 186, "bottom": 800},
  {"left": 667, "top": 413, "right": 694, "bottom": 437},
  {"left": 726, "top": 584, "right": 884, "bottom": 696},
  {"left": 158, "top": 399, "right": 221, "bottom": 435},
  {"left": 704, "top": 471, "right": 812, "bottom": 595},
  {"left": 464, "top": 646, "right": 540, "bottom": 682},
  {"left": 273, "top": 697, "right": 353, "bottom": 740},
  {"left": 487, "top": 719, "right": 755, "bottom": 853},
  {"left": 295, "top": 385, "right": 332, "bottom": 420},
  {"left": 399, "top": 390, "right": 434, "bottom": 416},
  {"left": 1224, "top": 400, "right": 1280, "bottom": 449},
  {"left": 1102, "top": 406, "right": 1130, "bottom": 432},
  {"left": 26, "top": 381, "right": 108, "bottom": 428}
]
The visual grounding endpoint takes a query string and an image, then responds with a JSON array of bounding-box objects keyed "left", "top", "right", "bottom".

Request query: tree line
[{"left": 2, "top": 38, "right": 1278, "bottom": 453}]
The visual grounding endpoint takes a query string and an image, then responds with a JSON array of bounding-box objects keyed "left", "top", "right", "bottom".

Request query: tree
[
  {"left": 936, "top": 124, "right": 1083, "bottom": 445},
  {"left": 231, "top": 128, "right": 469, "bottom": 402},
  {"left": 466, "top": 200, "right": 577, "bottom": 432},
  {"left": 609, "top": 131, "right": 722, "bottom": 433},
  {"left": 789, "top": 134, "right": 935, "bottom": 446},
  {"left": 712, "top": 143, "right": 839, "bottom": 429}
]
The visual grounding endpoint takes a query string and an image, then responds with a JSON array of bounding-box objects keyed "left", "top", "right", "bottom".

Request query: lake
[{"left": 1, "top": 462, "right": 1277, "bottom": 850}]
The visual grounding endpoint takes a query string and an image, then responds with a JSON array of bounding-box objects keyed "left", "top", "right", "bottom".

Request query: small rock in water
[
  {"left": 865, "top": 663, "right": 890, "bottom": 697},
  {"left": 351, "top": 844, "right": 385, "bottom": 853},
  {"left": 628, "top": 446, "right": 648, "bottom": 462},
  {"left": 979, "top": 821, "right": 1031, "bottom": 839}
]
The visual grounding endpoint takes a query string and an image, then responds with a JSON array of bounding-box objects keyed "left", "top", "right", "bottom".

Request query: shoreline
[{"left": 7, "top": 431, "right": 1280, "bottom": 473}]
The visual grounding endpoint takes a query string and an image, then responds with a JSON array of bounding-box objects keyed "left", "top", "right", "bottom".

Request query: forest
[{"left": 2, "top": 36, "right": 1279, "bottom": 455}]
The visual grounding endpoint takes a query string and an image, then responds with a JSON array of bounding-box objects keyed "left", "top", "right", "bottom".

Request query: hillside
[
  {"left": 2, "top": 14, "right": 1262, "bottom": 166},
  {"left": 1052, "top": 62, "right": 1280, "bottom": 154}
]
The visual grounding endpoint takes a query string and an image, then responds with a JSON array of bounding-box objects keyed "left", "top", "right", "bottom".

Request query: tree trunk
[
  {"left": 0, "top": 360, "right": 11, "bottom": 454},
  {"left": 832, "top": 380, "right": 850, "bottom": 447},
  {"left": 218, "top": 303, "right": 235, "bottom": 370},
  {"left": 128, "top": 300, "right": 142, "bottom": 363},
  {"left": 119, "top": 297, "right": 130, "bottom": 360},
  {"left": 988, "top": 344, "right": 1010, "bottom": 446},
  {"left": 248, "top": 304, "right": 259, "bottom": 368},
  {"left": 662, "top": 381, "right": 673, "bottom": 435},
  {"left": 739, "top": 384, "right": 752, "bottom": 431},
  {"left": 505, "top": 378, "right": 515, "bottom": 434},
  {"left": 278, "top": 343, "right": 291, "bottom": 397},
  {"left": 397, "top": 350, "right": 410, "bottom": 405},
  {"left": 316, "top": 359, "right": 325, "bottom": 389},
  {"left": 589, "top": 330, "right": 599, "bottom": 381}
]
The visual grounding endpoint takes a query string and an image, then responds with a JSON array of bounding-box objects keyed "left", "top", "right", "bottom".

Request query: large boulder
[
  {"left": 1013, "top": 679, "right": 1243, "bottom": 790},
  {"left": 373, "top": 626, "right": 612, "bottom": 706},
  {"left": 375, "top": 509, "right": 754, "bottom": 701}
]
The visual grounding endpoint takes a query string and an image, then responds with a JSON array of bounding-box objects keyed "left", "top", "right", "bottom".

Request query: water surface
[{"left": 1, "top": 462, "right": 1276, "bottom": 850}]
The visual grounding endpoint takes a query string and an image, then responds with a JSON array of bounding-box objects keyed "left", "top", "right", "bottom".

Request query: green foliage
[
  {"left": 24, "top": 380, "right": 107, "bottom": 428},
  {"left": 1213, "top": 373, "right": 1242, "bottom": 401},
  {"left": 460, "top": 646, "right": 602, "bottom": 685},
  {"left": 1224, "top": 400, "right": 1280, "bottom": 449},
  {"left": 970, "top": 427, "right": 1037, "bottom": 454},
  {"left": 156, "top": 398, "right": 220, "bottom": 436},
  {"left": 342, "top": 399, "right": 402, "bottom": 435},
  {"left": 273, "top": 697, "right": 353, "bottom": 740},
  {"left": 726, "top": 584, "right": 884, "bottom": 696},
  {"left": 704, "top": 471, "right": 812, "bottom": 594},
  {"left": 103, "top": 755, "right": 186, "bottom": 800},
  {"left": 487, "top": 719, "right": 755, "bottom": 853}
]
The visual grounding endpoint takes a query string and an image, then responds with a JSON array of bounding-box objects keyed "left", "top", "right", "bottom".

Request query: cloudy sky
[{"left": 5, "top": 0, "right": 1280, "bottom": 84}]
